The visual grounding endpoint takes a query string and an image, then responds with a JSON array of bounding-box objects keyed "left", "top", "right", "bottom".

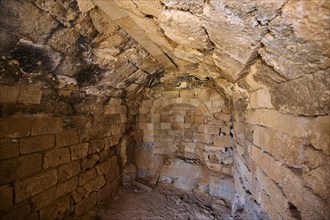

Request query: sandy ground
[{"left": 93, "top": 183, "right": 232, "bottom": 220}]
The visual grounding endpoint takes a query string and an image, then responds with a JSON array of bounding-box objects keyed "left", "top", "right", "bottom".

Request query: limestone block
[
  {"left": 17, "top": 86, "right": 43, "bottom": 104},
  {"left": 83, "top": 175, "right": 106, "bottom": 194},
  {"left": 0, "top": 139, "right": 19, "bottom": 160},
  {"left": 0, "top": 158, "right": 17, "bottom": 185},
  {"left": 70, "top": 143, "right": 89, "bottom": 160},
  {"left": 212, "top": 49, "right": 246, "bottom": 82},
  {"left": 90, "top": 8, "right": 119, "bottom": 35},
  {"left": 255, "top": 168, "right": 288, "bottom": 218},
  {"left": 31, "top": 117, "right": 63, "bottom": 136},
  {"left": 249, "top": 88, "right": 273, "bottom": 109},
  {"left": 0, "top": 201, "right": 31, "bottom": 220},
  {"left": 16, "top": 153, "right": 42, "bottom": 179},
  {"left": 303, "top": 166, "right": 329, "bottom": 200},
  {"left": 128, "top": 69, "right": 148, "bottom": 85},
  {"left": 0, "top": 0, "right": 58, "bottom": 44},
  {"left": 159, "top": 10, "right": 211, "bottom": 50},
  {"left": 195, "top": 133, "right": 212, "bottom": 144},
  {"left": 47, "top": 28, "right": 80, "bottom": 56},
  {"left": 246, "top": 109, "right": 310, "bottom": 138},
  {"left": 251, "top": 145, "right": 282, "bottom": 184},
  {"left": 19, "top": 135, "right": 55, "bottom": 154},
  {"left": 89, "top": 138, "right": 106, "bottom": 154},
  {"left": 97, "top": 181, "right": 116, "bottom": 203},
  {"left": 0, "top": 117, "right": 30, "bottom": 138},
  {"left": 308, "top": 116, "right": 330, "bottom": 156},
  {"left": 58, "top": 161, "right": 81, "bottom": 182},
  {"left": 270, "top": 71, "right": 330, "bottom": 115},
  {"left": 214, "top": 113, "right": 231, "bottom": 122},
  {"left": 81, "top": 154, "right": 100, "bottom": 171},
  {"left": 79, "top": 169, "right": 97, "bottom": 186},
  {"left": 160, "top": 123, "right": 171, "bottom": 130},
  {"left": 39, "top": 195, "right": 71, "bottom": 220},
  {"left": 180, "top": 90, "right": 194, "bottom": 99},
  {"left": 204, "top": 124, "right": 220, "bottom": 135},
  {"left": 31, "top": 177, "right": 78, "bottom": 210},
  {"left": 253, "top": 126, "right": 305, "bottom": 166},
  {"left": 43, "top": 148, "right": 71, "bottom": 169},
  {"left": 94, "top": 0, "right": 128, "bottom": 21},
  {"left": 15, "top": 169, "right": 58, "bottom": 202},
  {"left": 213, "top": 136, "right": 232, "bottom": 148},
  {"left": 0, "top": 184, "right": 13, "bottom": 210},
  {"left": 160, "top": 158, "right": 201, "bottom": 191},
  {"left": 76, "top": 0, "right": 95, "bottom": 12},
  {"left": 111, "top": 124, "right": 121, "bottom": 135},
  {"left": 259, "top": 1, "right": 329, "bottom": 80},
  {"left": 161, "top": 0, "right": 204, "bottom": 14},
  {"left": 56, "top": 131, "right": 79, "bottom": 148},
  {"left": 109, "top": 135, "right": 121, "bottom": 146},
  {"left": 0, "top": 85, "right": 19, "bottom": 104},
  {"left": 75, "top": 192, "right": 97, "bottom": 216},
  {"left": 115, "top": 17, "right": 144, "bottom": 36},
  {"left": 95, "top": 156, "right": 119, "bottom": 182}
]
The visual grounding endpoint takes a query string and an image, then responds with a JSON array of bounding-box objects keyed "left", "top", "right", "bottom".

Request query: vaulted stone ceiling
[
  {"left": 94, "top": 0, "right": 329, "bottom": 83},
  {"left": 1, "top": 0, "right": 329, "bottom": 102}
]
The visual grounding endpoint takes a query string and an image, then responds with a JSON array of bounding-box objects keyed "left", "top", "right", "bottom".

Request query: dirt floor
[{"left": 91, "top": 182, "right": 232, "bottom": 220}]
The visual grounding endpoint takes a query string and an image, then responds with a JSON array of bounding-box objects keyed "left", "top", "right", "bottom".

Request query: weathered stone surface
[
  {"left": 0, "top": 201, "right": 31, "bottom": 220},
  {"left": 47, "top": 28, "right": 80, "bottom": 56},
  {"left": 0, "top": 0, "right": 58, "bottom": 45},
  {"left": 259, "top": 0, "right": 330, "bottom": 80},
  {"left": 160, "top": 158, "right": 200, "bottom": 191},
  {"left": 90, "top": 8, "right": 119, "bottom": 35},
  {"left": 56, "top": 130, "right": 79, "bottom": 147},
  {"left": 76, "top": 0, "right": 95, "bottom": 13},
  {"left": 15, "top": 169, "right": 58, "bottom": 202},
  {"left": 82, "top": 154, "right": 100, "bottom": 171},
  {"left": 249, "top": 88, "right": 273, "bottom": 109},
  {"left": 20, "top": 135, "right": 55, "bottom": 154},
  {"left": 0, "top": 139, "right": 19, "bottom": 160},
  {"left": 253, "top": 126, "right": 305, "bottom": 166},
  {"left": 33, "top": 0, "right": 79, "bottom": 27},
  {"left": 31, "top": 117, "right": 63, "bottom": 136},
  {"left": 95, "top": 156, "right": 119, "bottom": 182},
  {"left": 270, "top": 71, "right": 330, "bottom": 115},
  {"left": 71, "top": 143, "right": 89, "bottom": 160},
  {"left": 17, "top": 86, "right": 43, "bottom": 104},
  {"left": 161, "top": 0, "right": 205, "bottom": 14},
  {"left": 79, "top": 168, "right": 97, "bottom": 186},
  {"left": 31, "top": 177, "right": 78, "bottom": 210},
  {"left": 0, "top": 85, "right": 19, "bottom": 104},
  {"left": 10, "top": 39, "right": 61, "bottom": 74},
  {"left": 75, "top": 192, "right": 97, "bottom": 216},
  {"left": 308, "top": 116, "right": 330, "bottom": 155},
  {"left": 0, "top": 184, "right": 13, "bottom": 210},
  {"left": 58, "top": 160, "right": 81, "bottom": 181},
  {"left": 43, "top": 148, "right": 71, "bottom": 169},
  {"left": 39, "top": 195, "right": 72, "bottom": 220},
  {"left": 0, "top": 117, "right": 30, "bottom": 138},
  {"left": 0, "top": 153, "right": 41, "bottom": 185},
  {"left": 246, "top": 109, "right": 310, "bottom": 138},
  {"left": 212, "top": 49, "right": 245, "bottom": 82},
  {"left": 159, "top": 10, "right": 211, "bottom": 50}
]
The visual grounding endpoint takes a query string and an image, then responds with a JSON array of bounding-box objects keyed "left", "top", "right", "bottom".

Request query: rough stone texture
[
  {"left": 270, "top": 71, "right": 330, "bottom": 116},
  {"left": 159, "top": 10, "right": 212, "bottom": 50},
  {"left": 0, "top": 0, "right": 329, "bottom": 219},
  {"left": 15, "top": 169, "right": 58, "bottom": 202}
]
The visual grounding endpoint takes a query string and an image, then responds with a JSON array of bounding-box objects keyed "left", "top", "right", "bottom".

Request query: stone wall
[
  {"left": 0, "top": 83, "right": 129, "bottom": 219},
  {"left": 136, "top": 81, "right": 234, "bottom": 202},
  {"left": 231, "top": 59, "right": 330, "bottom": 219},
  {"left": 0, "top": 0, "right": 164, "bottom": 218}
]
